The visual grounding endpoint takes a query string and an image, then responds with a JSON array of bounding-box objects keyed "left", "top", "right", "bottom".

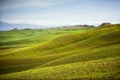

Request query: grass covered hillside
[{"left": 0, "top": 24, "right": 120, "bottom": 80}]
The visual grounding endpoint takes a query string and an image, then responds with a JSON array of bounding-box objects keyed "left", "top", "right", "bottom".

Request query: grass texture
[{"left": 0, "top": 24, "right": 120, "bottom": 80}]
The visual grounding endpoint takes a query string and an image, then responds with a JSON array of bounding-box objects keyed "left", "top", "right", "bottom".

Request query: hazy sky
[{"left": 0, "top": 0, "right": 120, "bottom": 26}]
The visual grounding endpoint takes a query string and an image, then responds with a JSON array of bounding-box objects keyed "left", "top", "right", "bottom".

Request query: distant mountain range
[
  {"left": 0, "top": 21, "right": 51, "bottom": 31},
  {"left": 0, "top": 21, "right": 95, "bottom": 31}
]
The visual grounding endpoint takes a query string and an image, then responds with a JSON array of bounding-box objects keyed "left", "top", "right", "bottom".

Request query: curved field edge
[
  {"left": 0, "top": 57, "right": 120, "bottom": 80},
  {"left": 0, "top": 44, "right": 120, "bottom": 75},
  {"left": 37, "top": 44, "right": 120, "bottom": 68},
  {"left": 0, "top": 24, "right": 120, "bottom": 79},
  {"left": 0, "top": 24, "right": 119, "bottom": 59},
  {"left": 0, "top": 29, "right": 88, "bottom": 49},
  {"left": 0, "top": 24, "right": 120, "bottom": 75}
]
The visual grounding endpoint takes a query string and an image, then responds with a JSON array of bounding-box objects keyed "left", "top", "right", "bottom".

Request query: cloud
[
  {"left": 2, "top": 19, "right": 119, "bottom": 26},
  {"left": 0, "top": 0, "right": 73, "bottom": 10},
  {"left": 0, "top": 0, "right": 119, "bottom": 26},
  {"left": 0, "top": 19, "right": 78, "bottom": 26}
]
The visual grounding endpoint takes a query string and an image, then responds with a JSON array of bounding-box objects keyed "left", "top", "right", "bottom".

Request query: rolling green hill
[{"left": 0, "top": 24, "right": 120, "bottom": 80}]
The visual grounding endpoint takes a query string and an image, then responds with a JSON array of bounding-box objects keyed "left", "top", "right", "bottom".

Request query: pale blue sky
[{"left": 0, "top": 0, "right": 120, "bottom": 26}]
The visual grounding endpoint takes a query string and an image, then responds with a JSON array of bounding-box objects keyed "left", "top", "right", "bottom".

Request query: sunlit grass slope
[
  {"left": 0, "top": 24, "right": 120, "bottom": 80},
  {"left": 0, "top": 29, "right": 88, "bottom": 49},
  {"left": 0, "top": 57, "right": 120, "bottom": 80}
]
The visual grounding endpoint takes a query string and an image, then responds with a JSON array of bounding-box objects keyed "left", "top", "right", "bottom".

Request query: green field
[{"left": 0, "top": 24, "right": 120, "bottom": 80}]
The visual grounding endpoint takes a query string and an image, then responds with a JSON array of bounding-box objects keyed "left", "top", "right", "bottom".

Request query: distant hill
[
  {"left": 0, "top": 21, "right": 45, "bottom": 31},
  {"left": 46, "top": 25, "right": 94, "bottom": 30},
  {"left": 0, "top": 21, "right": 95, "bottom": 31}
]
